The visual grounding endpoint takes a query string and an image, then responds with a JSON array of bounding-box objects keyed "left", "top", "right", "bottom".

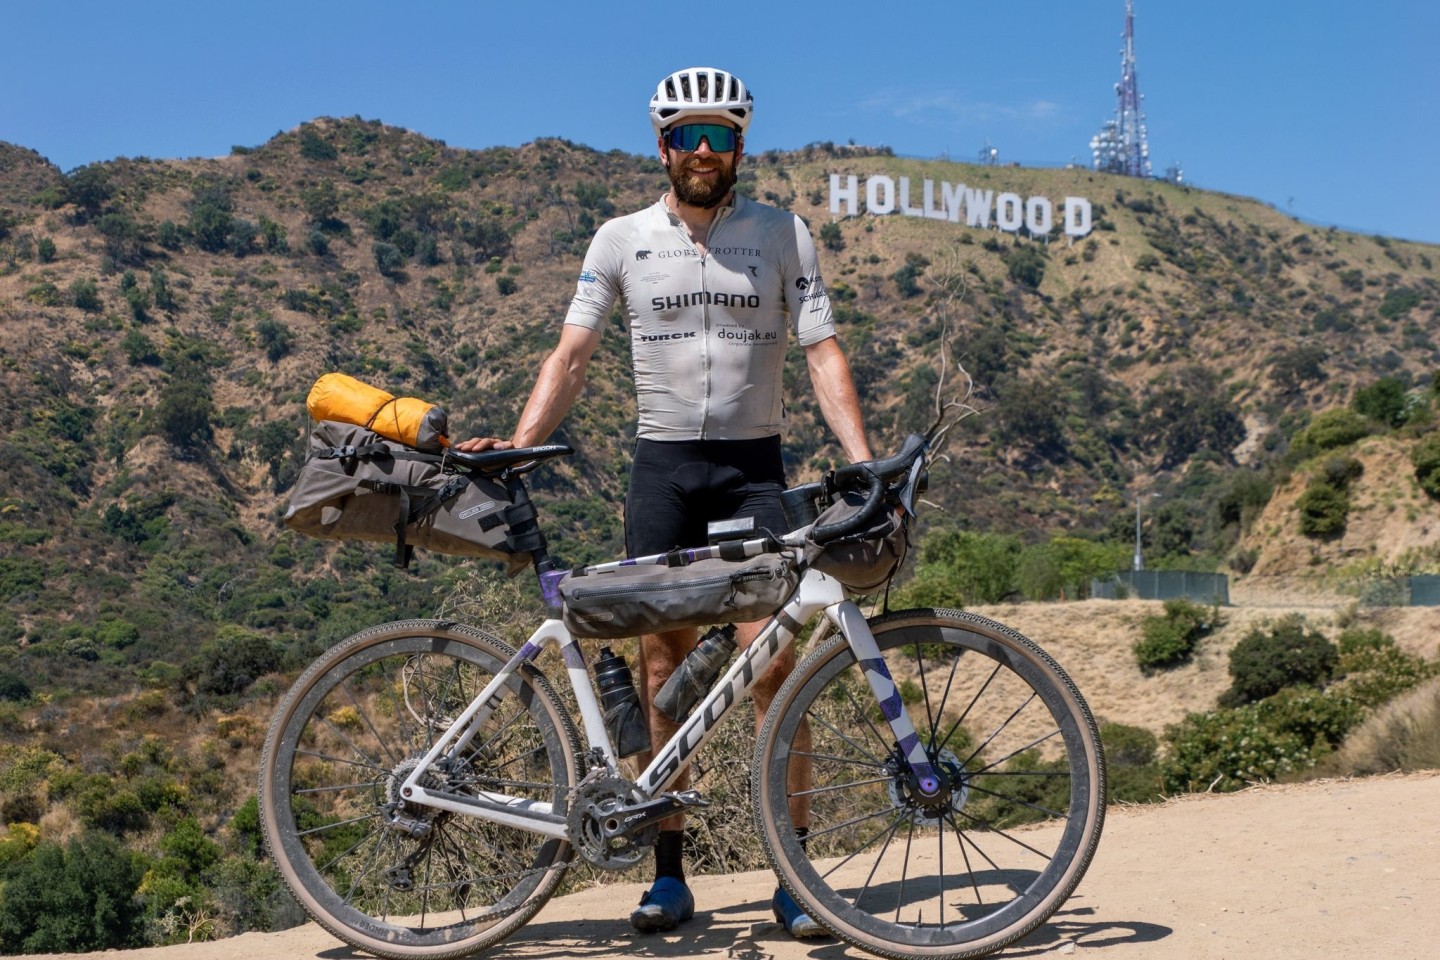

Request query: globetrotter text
[{"left": 828, "top": 174, "right": 1093, "bottom": 239}]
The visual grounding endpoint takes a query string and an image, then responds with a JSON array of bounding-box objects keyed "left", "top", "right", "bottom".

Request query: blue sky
[{"left": 5, "top": 1, "right": 1437, "bottom": 244}]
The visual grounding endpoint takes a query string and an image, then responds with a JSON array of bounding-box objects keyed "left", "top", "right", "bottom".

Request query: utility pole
[{"left": 1133, "top": 495, "right": 1144, "bottom": 572}]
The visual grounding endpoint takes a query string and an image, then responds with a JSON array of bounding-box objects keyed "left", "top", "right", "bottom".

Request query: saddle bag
[
  {"left": 559, "top": 554, "right": 798, "bottom": 639},
  {"left": 282, "top": 420, "right": 530, "bottom": 573}
]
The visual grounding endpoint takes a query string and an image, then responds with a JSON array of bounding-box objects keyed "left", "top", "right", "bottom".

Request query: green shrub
[
  {"left": 70, "top": 277, "right": 102, "bottom": 312},
  {"left": 1161, "top": 705, "right": 1318, "bottom": 793},
  {"left": 1296, "top": 478, "right": 1349, "bottom": 537},
  {"left": 1294, "top": 408, "right": 1368, "bottom": 453},
  {"left": 1352, "top": 376, "right": 1409, "bottom": 428},
  {"left": 255, "top": 317, "right": 296, "bottom": 363},
  {"left": 1221, "top": 615, "right": 1337, "bottom": 706},
  {"left": 1255, "top": 686, "right": 1363, "bottom": 750},
  {"left": 1133, "top": 598, "right": 1218, "bottom": 669},
  {"left": 1005, "top": 245, "right": 1046, "bottom": 288},
  {"left": 1334, "top": 628, "right": 1438, "bottom": 707},
  {"left": 299, "top": 128, "right": 338, "bottom": 161},
  {"left": 1411, "top": 432, "right": 1440, "bottom": 498},
  {"left": 1100, "top": 722, "right": 1165, "bottom": 804}
]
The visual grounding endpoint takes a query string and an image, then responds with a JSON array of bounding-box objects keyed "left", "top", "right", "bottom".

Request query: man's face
[{"left": 660, "top": 115, "right": 742, "bottom": 209}]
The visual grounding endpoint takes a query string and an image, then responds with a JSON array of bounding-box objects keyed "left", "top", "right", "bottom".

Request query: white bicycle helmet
[{"left": 649, "top": 67, "right": 753, "bottom": 136}]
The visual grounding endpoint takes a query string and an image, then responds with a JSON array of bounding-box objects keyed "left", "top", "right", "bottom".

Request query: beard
[{"left": 666, "top": 154, "right": 737, "bottom": 209}]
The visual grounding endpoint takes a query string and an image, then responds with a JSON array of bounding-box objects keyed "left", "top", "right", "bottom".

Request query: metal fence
[
  {"left": 1411, "top": 576, "right": 1440, "bottom": 606},
  {"left": 1090, "top": 571, "right": 1231, "bottom": 605}
]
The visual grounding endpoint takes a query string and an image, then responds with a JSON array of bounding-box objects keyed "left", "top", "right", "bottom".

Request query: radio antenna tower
[{"left": 1090, "top": 0, "right": 1152, "bottom": 178}]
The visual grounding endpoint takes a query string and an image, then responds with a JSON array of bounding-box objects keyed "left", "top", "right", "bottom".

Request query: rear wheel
[
  {"left": 754, "top": 608, "right": 1105, "bottom": 959},
  {"left": 259, "top": 619, "right": 580, "bottom": 960}
]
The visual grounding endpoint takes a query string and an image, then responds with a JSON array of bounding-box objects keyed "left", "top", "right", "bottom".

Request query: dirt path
[{"left": 35, "top": 771, "right": 1439, "bottom": 960}]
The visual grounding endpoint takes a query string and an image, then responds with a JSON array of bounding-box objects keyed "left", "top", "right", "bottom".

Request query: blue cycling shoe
[
  {"left": 630, "top": 877, "right": 695, "bottom": 933},
  {"left": 772, "top": 887, "right": 825, "bottom": 938}
]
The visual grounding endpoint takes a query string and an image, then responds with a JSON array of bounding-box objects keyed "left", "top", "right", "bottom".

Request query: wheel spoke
[
  {"left": 261, "top": 621, "right": 579, "bottom": 958},
  {"left": 755, "top": 611, "right": 1105, "bottom": 956}
]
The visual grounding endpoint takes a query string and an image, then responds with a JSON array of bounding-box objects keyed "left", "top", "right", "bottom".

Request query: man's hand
[{"left": 453, "top": 437, "right": 515, "bottom": 452}]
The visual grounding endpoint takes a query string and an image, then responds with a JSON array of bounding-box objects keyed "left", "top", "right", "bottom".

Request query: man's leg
[
  {"left": 629, "top": 626, "right": 697, "bottom": 933},
  {"left": 743, "top": 621, "right": 824, "bottom": 938}
]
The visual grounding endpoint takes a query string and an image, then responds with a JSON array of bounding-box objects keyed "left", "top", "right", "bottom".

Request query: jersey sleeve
[
  {"left": 783, "top": 214, "right": 837, "bottom": 346},
  {"left": 562, "top": 220, "right": 624, "bottom": 331}
]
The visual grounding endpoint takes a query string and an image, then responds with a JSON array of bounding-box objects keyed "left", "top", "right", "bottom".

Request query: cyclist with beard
[{"left": 457, "top": 66, "right": 870, "bottom": 939}]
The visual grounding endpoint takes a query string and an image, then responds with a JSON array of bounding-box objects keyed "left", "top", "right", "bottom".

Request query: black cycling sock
[{"left": 654, "top": 830, "right": 685, "bottom": 883}]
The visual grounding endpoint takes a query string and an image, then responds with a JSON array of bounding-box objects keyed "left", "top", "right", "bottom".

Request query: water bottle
[
  {"left": 593, "top": 647, "right": 651, "bottom": 758},
  {"left": 655, "top": 625, "right": 738, "bottom": 722}
]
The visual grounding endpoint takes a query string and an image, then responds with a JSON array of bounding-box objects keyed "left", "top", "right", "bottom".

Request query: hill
[{"left": 2, "top": 115, "right": 1440, "bottom": 949}]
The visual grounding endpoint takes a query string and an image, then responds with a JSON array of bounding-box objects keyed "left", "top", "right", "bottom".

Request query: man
[{"left": 457, "top": 66, "right": 871, "bottom": 938}]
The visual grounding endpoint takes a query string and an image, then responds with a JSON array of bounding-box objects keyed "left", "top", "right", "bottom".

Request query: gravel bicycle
[{"left": 258, "top": 423, "right": 1106, "bottom": 960}]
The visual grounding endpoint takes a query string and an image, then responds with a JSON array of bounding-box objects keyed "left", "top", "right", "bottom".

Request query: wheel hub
[
  {"left": 888, "top": 748, "right": 970, "bottom": 824},
  {"left": 386, "top": 756, "right": 449, "bottom": 816}
]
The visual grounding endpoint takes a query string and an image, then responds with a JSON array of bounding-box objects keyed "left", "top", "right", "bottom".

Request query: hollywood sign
[{"left": 828, "top": 174, "right": 1093, "bottom": 238}]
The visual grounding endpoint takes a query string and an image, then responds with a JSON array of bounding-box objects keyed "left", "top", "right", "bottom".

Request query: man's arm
[
  {"left": 455, "top": 323, "right": 602, "bottom": 451},
  {"left": 804, "top": 335, "right": 873, "bottom": 463}
]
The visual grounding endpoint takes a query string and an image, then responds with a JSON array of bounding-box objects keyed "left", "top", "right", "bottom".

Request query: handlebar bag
[
  {"left": 804, "top": 491, "right": 909, "bottom": 592},
  {"left": 559, "top": 554, "right": 798, "bottom": 640},
  {"left": 283, "top": 420, "right": 528, "bottom": 572}
]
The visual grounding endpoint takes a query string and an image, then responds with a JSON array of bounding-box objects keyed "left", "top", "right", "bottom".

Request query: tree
[
  {"left": 374, "top": 241, "right": 405, "bottom": 278},
  {"left": 819, "top": 221, "right": 845, "bottom": 252},
  {"left": 155, "top": 362, "right": 215, "bottom": 454},
  {"left": 1270, "top": 344, "right": 1327, "bottom": 394},
  {"left": 0, "top": 833, "right": 145, "bottom": 952},
  {"left": 65, "top": 165, "right": 113, "bottom": 219},
  {"left": 993, "top": 374, "right": 1068, "bottom": 460},
  {"left": 191, "top": 625, "right": 281, "bottom": 696},
  {"left": 1143, "top": 366, "right": 1244, "bottom": 468},
  {"left": 902, "top": 529, "right": 1020, "bottom": 606}
]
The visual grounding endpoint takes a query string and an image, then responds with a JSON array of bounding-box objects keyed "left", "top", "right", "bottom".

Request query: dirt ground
[{"left": 33, "top": 771, "right": 1439, "bottom": 960}]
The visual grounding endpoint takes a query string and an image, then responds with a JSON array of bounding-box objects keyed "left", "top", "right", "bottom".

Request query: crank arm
[{"left": 600, "top": 790, "right": 709, "bottom": 842}]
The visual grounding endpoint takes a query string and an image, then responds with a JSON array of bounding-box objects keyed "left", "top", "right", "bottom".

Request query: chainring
[{"left": 566, "top": 776, "right": 658, "bottom": 870}]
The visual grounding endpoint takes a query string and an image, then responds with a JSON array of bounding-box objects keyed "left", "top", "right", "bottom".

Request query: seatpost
[{"left": 500, "top": 473, "right": 563, "bottom": 615}]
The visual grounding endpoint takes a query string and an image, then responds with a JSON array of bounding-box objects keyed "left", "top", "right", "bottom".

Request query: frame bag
[
  {"left": 283, "top": 420, "right": 528, "bottom": 572},
  {"left": 559, "top": 554, "right": 798, "bottom": 639}
]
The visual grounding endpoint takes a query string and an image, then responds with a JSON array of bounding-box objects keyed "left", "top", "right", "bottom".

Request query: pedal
[{"left": 666, "top": 789, "right": 710, "bottom": 809}]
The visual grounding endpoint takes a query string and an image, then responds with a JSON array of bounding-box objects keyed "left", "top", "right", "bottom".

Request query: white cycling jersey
[{"left": 563, "top": 194, "right": 836, "bottom": 441}]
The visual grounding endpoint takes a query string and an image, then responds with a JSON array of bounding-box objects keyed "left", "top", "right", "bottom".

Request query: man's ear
[
  {"left": 657, "top": 134, "right": 670, "bottom": 165},
  {"left": 734, "top": 135, "right": 745, "bottom": 165}
]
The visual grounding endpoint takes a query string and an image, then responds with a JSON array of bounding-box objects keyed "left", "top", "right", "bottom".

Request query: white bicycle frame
[{"left": 396, "top": 553, "right": 942, "bottom": 839}]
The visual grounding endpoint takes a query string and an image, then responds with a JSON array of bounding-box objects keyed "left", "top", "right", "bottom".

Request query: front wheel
[
  {"left": 259, "top": 619, "right": 581, "bottom": 960},
  {"left": 753, "top": 609, "right": 1106, "bottom": 960}
]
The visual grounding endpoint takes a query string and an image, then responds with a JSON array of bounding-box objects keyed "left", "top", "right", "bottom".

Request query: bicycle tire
[
  {"left": 259, "top": 619, "right": 581, "bottom": 960},
  {"left": 753, "top": 608, "right": 1105, "bottom": 960}
]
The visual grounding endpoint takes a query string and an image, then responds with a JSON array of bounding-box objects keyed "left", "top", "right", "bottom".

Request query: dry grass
[{"left": 1317, "top": 676, "right": 1440, "bottom": 777}]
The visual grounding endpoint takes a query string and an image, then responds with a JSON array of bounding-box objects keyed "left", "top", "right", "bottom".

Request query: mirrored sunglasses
[{"left": 664, "top": 123, "right": 739, "bottom": 152}]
